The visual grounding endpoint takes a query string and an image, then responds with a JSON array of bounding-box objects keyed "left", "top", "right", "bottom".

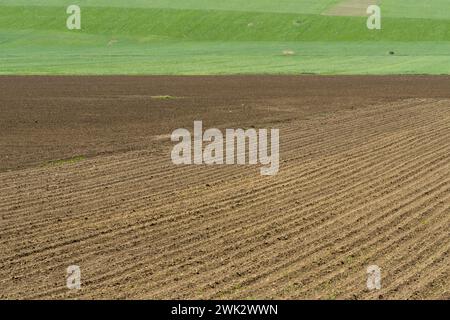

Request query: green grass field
[{"left": 1, "top": 0, "right": 449, "bottom": 75}]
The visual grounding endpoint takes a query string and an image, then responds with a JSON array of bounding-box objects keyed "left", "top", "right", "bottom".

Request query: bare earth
[
  {"left": 323, "top": 0, "right": 380, "bottom": 17},
  {"left": 0, "top": 76, "right": 449, "bottom": 299}
]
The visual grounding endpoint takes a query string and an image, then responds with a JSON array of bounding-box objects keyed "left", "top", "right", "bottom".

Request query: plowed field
[{"left": 1, "top": 76, "right": 449, "bottom": 299}]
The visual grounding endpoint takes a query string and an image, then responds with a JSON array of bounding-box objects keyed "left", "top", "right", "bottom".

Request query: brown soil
[
  {"left": 0, "top": 76, "right": 449, "bottom": 299},
  {"left": 323, "top": 0, "right": 380, "bottom": 17}
]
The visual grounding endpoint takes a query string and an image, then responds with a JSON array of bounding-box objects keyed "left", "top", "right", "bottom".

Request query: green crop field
[{"left": 1, "top": 0, "right": 449, "bottom": 75}]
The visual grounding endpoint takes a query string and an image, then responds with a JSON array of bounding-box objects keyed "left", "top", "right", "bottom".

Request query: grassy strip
[{"left": 45, "top": 155, "right": 86, "bottom": 166}]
